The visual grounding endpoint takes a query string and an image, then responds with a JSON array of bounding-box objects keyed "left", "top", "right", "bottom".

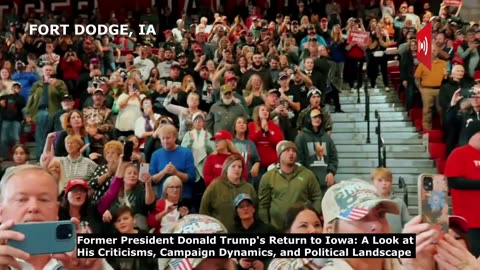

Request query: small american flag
[
  {"left": 345, "top": 207, "right": 370, "bottom": 220},
  {"left": 169, "top": 258, "right": 193, "bottom": 270}
]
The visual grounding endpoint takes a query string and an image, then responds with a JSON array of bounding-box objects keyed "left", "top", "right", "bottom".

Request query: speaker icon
[{"left": 418, "top": 36, "right": 429, "bottom": 56}]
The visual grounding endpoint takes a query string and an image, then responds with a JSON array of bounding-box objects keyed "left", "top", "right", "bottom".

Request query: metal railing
[
  {"left": 398, "top": 177, "right": 408, "bottom": 206},
  {"left": 364, "top": 74, "right": 371, "bottom": 144},
  {"left": 375, "top": 110, "right": 387, "bottom": 167}
]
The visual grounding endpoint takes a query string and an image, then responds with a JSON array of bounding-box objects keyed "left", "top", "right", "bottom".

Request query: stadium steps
[{"left": 332, "top": 91, "right": 439, "bottom": 216}]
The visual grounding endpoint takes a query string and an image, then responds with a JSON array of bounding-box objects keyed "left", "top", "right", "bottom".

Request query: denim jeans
[
  {"left": 35, "top": 109, "right": 49, "bottom": 160},
  {"left": 0, "top": 120, "right": 21, "bottom": 159}
]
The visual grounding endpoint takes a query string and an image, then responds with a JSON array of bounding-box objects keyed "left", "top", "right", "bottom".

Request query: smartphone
[
  {"left": 9, "top": 221, "right": 76, "bottom": 255},
  {"left": 139, "top": 163, "right": 150, "bottom": 177},
  {"left": 417, "top": 174, "right": 450, "bottom": 243},
  {"left": 123, "top": 141, "right": 134, "bottom": 161}
]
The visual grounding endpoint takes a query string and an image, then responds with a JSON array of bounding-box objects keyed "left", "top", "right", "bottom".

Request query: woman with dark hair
[
  {"left": 268, "top": 203, "right": 325, "bottom": 270},
  {"left": 232, "top": 116, "right": 261, "bottom": 189},
  {"left": 0, "top": 144, "right": 30, "bottom": 179},
  {"left": 58, "top": 179, "right": 100, "bottom": 233},
  {"left": 199, "top": 155, "right": 256, "bottom": 231},
  {"left": 134, "top": 97, "right": 160, "bottom": 151}
]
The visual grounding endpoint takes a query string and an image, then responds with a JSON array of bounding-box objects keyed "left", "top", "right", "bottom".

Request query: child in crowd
[{"left": 371, "top": 167, "right": 412, "bottom": 233}]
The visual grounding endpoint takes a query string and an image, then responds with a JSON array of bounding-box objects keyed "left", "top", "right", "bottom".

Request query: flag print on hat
[{"left": 322, "top": 178, "right": 400, "bottom": 224}]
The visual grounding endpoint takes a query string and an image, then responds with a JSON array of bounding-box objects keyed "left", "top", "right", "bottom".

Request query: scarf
[{"left": 144, "top": 115, "right": 153, "bottom": 132}]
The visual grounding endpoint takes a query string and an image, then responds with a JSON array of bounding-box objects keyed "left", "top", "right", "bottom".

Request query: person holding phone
[
  {"left": 147, "top": 175, "right": 190, "bottom": 233},
  {"left": 115, "top": 76, "right": 145, "bottom": 139},
  {"left": 0, "top": 165, "right": 113, "bottom": 270},
  {"left": 97, "top": 155, "right": 155, "bottom": 232}
]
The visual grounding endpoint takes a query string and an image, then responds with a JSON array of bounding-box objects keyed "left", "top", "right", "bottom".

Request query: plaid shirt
[{"left": 57, "top": 155, "right": 98, "bottom": 182}]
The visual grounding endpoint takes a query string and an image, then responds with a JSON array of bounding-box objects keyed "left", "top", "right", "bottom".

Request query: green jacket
[
  {"left": 26, "top": 79, "right": 68, "bottom": 122},
  {"left": 258, "top": 164, "right": 323, "bottom": 230},
  {"left": 199, "top": 178, "right": 257, "bottom": 232},
  {"left": 294, "top": 127, "right": 338, "bottom": 188}
]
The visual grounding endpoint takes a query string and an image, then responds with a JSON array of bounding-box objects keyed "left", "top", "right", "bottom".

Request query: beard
[
  {"left": 252, "top": 63, "right": 262, "bottom": 69},
  {"left": 223, "top": 97, "right": 233, "bottom": 105}
]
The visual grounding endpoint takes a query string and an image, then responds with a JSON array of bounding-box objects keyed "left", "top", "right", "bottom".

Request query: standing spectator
[
  {"left": 47, "top": 95, "right": 73, "bottom": 134},
  {"left": 258, "top": 140, "right": 323, "bottom": 230},
  {"left": 11, "top": 60, "right": 38, "bottom": 102},
  {"left": 232, "top": 116, "right": 261, "bottom": 188},
  {"left": 366, "top": 25, "right": 391, "bottom": 92},
  {"left": 400, "top": 39, "right": 419, "bottom": 112},
  {"left": 0, "top": 82, "right": 25, "bottom": 160},
  {"left": 59, "top": 50, "right": 83, "bottom": 97},
  {"left": 200, "top": 155, "right": 257, "bottom": 231},
  {"left": 150, "top": 124, "right": 196, "bottom": 201},
  {"left": 89, "top": 140, "right": 122, "bottom": 203},
  {"left": 248, "top": 105, "right": 284, "bottom": 178},
  {"left": 115, "top": 78, "right": 145, "bottom": 138},
  {"left": 206, "top": 85, "right": 249, "bottom": 135},
  {"left": 295, "top": 108, "right": 338, "bottom": 194},
  {"left": 41, "top": 134, "right": 98, "bottom": 182},
  {"left": 97, "top": 160, "right": 155, "bottom": 232},
  {"left": 134, "top": 97, "right": 160, "bottom": 150},
  {"left": 134, "top": 46, "right": 155, "bottom": 80},
  {"left": 444, "top": 121, "right": 480, "bottom": 257},
  {"left": 0, "top": 68, "right": 15, "bottom": 96},
  {"left": 25, "top": 64, "right": 68, "bottom": 159},
  {"left": 458, "top": 28, "right": 479, "bottom": 79},
  {"left": 414, "top": 45, "right": 447, "bottom": 130},
  {"left": 203, "top": 130, "right": 247, "bottom": 187}
]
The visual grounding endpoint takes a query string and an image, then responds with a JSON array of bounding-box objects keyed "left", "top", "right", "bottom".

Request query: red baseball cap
[
  {"left": 474, "top": 70, "right": 480, "bottom": 82},
  {"left": 225, "top": 74, "right": 239, "bottom": 83},
  {"left": 210, "top": 130, "right": 233, "bottom": 141},
  {"left": 321, "top": 18, "right": 328, "bottom": 22},
  {"left": 65, "top": 179, "right": 89, "bottom": 194},
  {"left": 452, "top": 56, "right": 464, "bottom": 66}
]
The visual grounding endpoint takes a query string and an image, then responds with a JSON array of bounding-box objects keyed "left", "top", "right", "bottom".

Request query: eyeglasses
[{"left": 168, "top": 186, "right": 182, "bottom": 189}]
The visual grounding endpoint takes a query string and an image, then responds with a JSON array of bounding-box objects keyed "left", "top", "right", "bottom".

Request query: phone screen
[
  {"left": 417, "top": 174, "right": 449, "bottom": 242},
  {"left": 123, "top": 141, "right": 134, "bottom": 161}
]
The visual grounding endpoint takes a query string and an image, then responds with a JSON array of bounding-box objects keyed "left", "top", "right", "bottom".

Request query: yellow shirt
[{"left": 414, "top": 59, "right": 447, "bottom": 88}]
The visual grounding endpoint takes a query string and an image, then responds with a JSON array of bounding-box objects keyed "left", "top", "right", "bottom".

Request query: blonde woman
[
  {"left": 243, "top": 74, "right": 265, "bottom": 110},
  {"left": 89, "top": 140, "right": 123, "bottom": 202},
  {"left": 147, "top": 176, "right": 190, "bottom": 233},
  {"left": 164, "top": 89, "right": 206, "bottom": 140},
  {"left": 203, "top": 130, "right": 247, "bottom": 187},
  {"left": 0, "top": 68, "right": 14, "bottom": 96},
  {"left": 115, "top": 75, "right": 145, "bottom": 138},
  {"left": 47, "top": 159, "right": 66, "bottom": 195},
  {"left": 41, "top": 134, "right": 98, "bottom": 185},
  {"left": 328, "top": 24, "right": 346, "bottom": 92}
]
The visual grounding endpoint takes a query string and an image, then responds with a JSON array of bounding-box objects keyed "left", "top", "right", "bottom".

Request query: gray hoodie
[{"left": 294, "top": 124, "right": 338, "bottom": 189}]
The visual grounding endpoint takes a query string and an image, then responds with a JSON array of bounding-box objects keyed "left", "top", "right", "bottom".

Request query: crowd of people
[{"left": 0, "top": 0, "right": 479, "bottom": 269}]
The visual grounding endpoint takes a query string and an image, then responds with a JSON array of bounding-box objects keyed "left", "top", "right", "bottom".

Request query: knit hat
[
  {"left": 276, "top": 140, "right": 297, "bottom": 158},
  {"left": 322, "top": 179, "right": 399, "bottom": 225}
]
